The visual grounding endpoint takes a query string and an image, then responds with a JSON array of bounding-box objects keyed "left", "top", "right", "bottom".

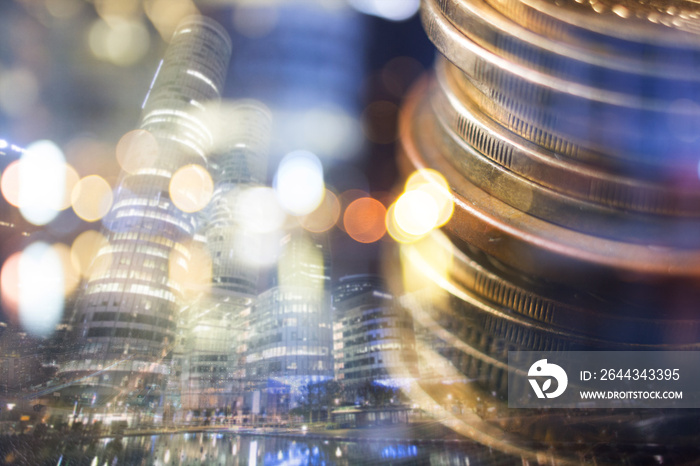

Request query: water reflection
[{"left": 31, "top": 432, "right": 516, "bottom": 465}]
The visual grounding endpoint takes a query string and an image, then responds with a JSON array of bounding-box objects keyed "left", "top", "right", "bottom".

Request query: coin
[
  {"left": 434, "top": 0, "right": 700, "bottom": 86},
  {"left": 422, "top": 0, "right": 700, "bottom": 171},
  {"left": 427, "top": 83, "right": 700, "bottom": 246},
  {"left": 398, "top": 78, "right": 700, "bottom": 284},
  {"left": 432, "top": 61, "right": 700, "bottom": 216},
  {"left": 487, "top": 0, "right": 700, "bottom": 49}
]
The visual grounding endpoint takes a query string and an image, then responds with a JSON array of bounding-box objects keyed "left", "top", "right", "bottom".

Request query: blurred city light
[
  {"left": 6, "top": 242, "right": 64, "bottom": 337},
  {"left": 144, "top": 0, "right": 199, "bottom": 40},
  {"left": 94, "top": 0, "right": 140, "bottom": 22},
  {"left": 19, "top": 140, "right": 67, "bottom": 226},
  {"left": 52, "top": 242, "right": 80, "bottom": 296},
  {"left": 274, "top": 150, "right": 325, "bottom": 216},
  {"left": 0, "top": 252, "right": 21, "bottom": 325},
  {"left": 343, "top": 197, "right": 387, "bottom": 243},
  {"left": 405, "top": 169, "right": 453, "bottom": 226},
  {"left": 169, "top": 239, "right": 212, "bottom": 294},
  {"left": 394, "top": 190, "right": 438, "bottom": 236},
  {"left": 59, "top": 164, "right": 81, "bottom": 211},
  {"left": 70, "top": 230, "right": 111, "bottom": 278},
  {"left": 169, "top": 164, "right": 214, "bottom": 213},
  {"left": 1, "top": 161, "right": 20, "bottom": 207},
  {"left": 238, "top": 186, "right": 287, "bottom": 234},
  {"left": 348, "top": 0, "right": 420, "bottom": 21},
  {"left": 278, "top": 235, "right": 323, "bottom": 296},
  {"left": 116, "top": 129, "right": 160, "bottom": 174},
  {"left": 71, "top": 175, "right": 113, "bottom": 222},
  {"left": 237, "top": 229, "right": 283, "bottom": 268},
  {"left": 45, "top": 0, "right": 85, "bottom": 19},
  {"left": 88, "top": 18, "right": 150, "bottom": 66},
  {"left": 299, "top": 188, "right": 341, "bottom": 233},
  {"left": 386, "top": 202, "right": 424, "bottom": 244}
]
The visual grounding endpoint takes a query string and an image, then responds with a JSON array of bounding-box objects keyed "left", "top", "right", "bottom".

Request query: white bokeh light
[
  {"left": 274, "top": 150, "right": 325, "bottom": 216},
  {"left": 238, "top": 186, "right": 287, "bottom": 233},
  {"left": 236, "top": 230, "right": 282, "bottom": 268},
  {"left": 18, "top": 242, "right": 64, "bottom": 337},
  {"left": 395, "top": 189, "right": 439, "bottom": 236},
  {"left": 19, "top": 140, "right": 66, "bottom": 226},
  {"left": 348, "top": 0, "right": 420, "bottom": 21}
]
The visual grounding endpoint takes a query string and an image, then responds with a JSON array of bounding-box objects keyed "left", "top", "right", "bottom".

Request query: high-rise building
[
  {"left": 179, "top": 102, "right": 272, "bottom": 415},
  {"left": 332, "top": 275, "right": 419, "bottom": 391},
  {"left": 240, "top": 229, "right": 334, "bottom": 421},
  {"left": 58, "top": 16, "right": 232, "bottom": 413}
]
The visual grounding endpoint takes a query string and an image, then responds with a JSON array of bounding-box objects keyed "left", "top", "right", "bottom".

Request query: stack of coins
[{"left": 389, "top": 0, "right": 700, "bottom": 462}]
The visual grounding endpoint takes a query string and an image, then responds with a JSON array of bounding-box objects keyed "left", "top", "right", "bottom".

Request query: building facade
[
  {"left": 58, "top": 17, "right": 232, "bottom": 412},
  {"left": 240, "top": 229, "right": 334, "bottom": 421},
  {"left": 179, "top": 102, "right": 272, "bottom": 415},
  {"left": 332, "top": 275, "right": 419, "bottom": 391}
]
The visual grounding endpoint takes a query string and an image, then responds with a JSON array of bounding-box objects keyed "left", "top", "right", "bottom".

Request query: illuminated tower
[
  {"left": 179, "top": 102, "right": 272, "bottom": 414},
  {"left": 242, "top": 228, "right": 334, "bottom": 420},
  {"left": 332, "top": 275, "right": 418, "bottom": 391},
  {"left": 58, "top": 17, "right": 231, "bottom": 414}
]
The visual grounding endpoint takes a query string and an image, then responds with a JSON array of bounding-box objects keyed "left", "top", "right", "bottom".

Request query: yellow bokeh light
[
  {"left": 0, "top": 251, "right": 21, "bottom": 324},
  {"left": 71, "top": 175, "right": 113, "bottom": 222},
  {"left": 386, "top": 202, "right": 424, "bottom": 244},
  {"left": 116, "top": 129, "right": 159, "bottom": 174},
  {"left": 394, "top": 190, "right": 439, "bottom": 236},
  {"left": 405, "top": 168, "right": 454, "bottom": 227},
  {"left": 400, "top": 232, "right": 454, "bottom": 301},
  {"left": 52, "top": 243, "right": 80, "bottom": 296},
  {"left": 59, "top": 164, "right": 80, "bottom": 211},
  {"left": 145, "top": 0, "right": 199, "bottom": 41},
  {"left": 70, "top": 230, "right": 111, "bottom": 278},
  {"left": 95, "top": 0, "right": 141, "bottom": 22},
  {"left": 169, "top": 240, "right": 211, "bottom": 294},
  {"left": 299, "top": 189, "right": 341, "bottom": 233},
  {"left": 278, "top": 234, "right": 324, "bottom": 299},
  {"left": 88, "top": 18, "right": 150, "bottom": 66},
  {"left": 1, "top": 161, "right": 20, "bottom": 207},
  {"left": 46, "top": 0, "right": 85, "bottom": 19},
  {"left": 170, "top": 164, "right": 214, "bottom": 213}
]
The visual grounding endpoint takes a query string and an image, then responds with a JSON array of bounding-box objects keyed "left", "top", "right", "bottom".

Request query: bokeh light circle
[
  {"left": 299, "top": 189, "right": 341, "bottom": 233},
  {"left": 71, "top": 230, "right": 111, "bottom": 278},
  {"left": 71, "top": 175, "right": 114, "bottom": 222},
  {"left": 238, "top": 186, "right": 287, "bottom": 234},
  {"left": 405, "top": 168, "right": 454, "bottom": 227},
  {"left": 343, "top": 197, "right": 387, "bottom": 243},
  {"left": 170, "top": 164, "right": 214, "bottom": 213},
  {"left": 19, "top": 140, "right": 66, "bottom": 225},
  {"left": 116, "top": 129, "right": 159, "bottom": 174},
  {"left": 16, "top": 242, "right": 65, "bottom": 337},
  {"left": 395, "top": 190, "right": 439, "bottom": 236},
  {"left": 1, "top": 161, "right": 20, "bottom": 207},
  {"left": 274, "top": 150, "right": 325, "bottom": 216}
]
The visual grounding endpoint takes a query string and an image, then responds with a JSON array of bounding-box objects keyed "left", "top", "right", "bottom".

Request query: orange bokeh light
[
  {"left": 1, "top": 161, "right": 20, "bottom": 207},
  {"left": 0, "top": 251, "right": 21, "bottom": 324},
  {"left": 343, "top": 197, "right": 387, "bottom": 243}
]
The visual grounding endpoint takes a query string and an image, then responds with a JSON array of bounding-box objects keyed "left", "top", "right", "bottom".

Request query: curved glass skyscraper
[
  {"left": 179, "top": 102, "right": 272, "bottom": 414},
  {"left": 58, "top": 17, "right": 232, "bottom": 413}
]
